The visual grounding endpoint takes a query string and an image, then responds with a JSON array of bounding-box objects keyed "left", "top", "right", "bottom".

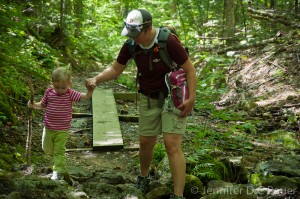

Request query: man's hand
[
  {"left": 177, "top": 98, "right": 195, "bottom": 118},
  {"left": 85, "top": 77, "right": 96, "bottom": 91}
]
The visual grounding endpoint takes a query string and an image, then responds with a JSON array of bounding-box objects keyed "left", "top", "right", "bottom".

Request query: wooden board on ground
[
  {"left": 72, "top": 113, "right": 92, "bottom": 118},
  {"left": 114, "top": 92, "right": 139, "bottom": 101},
  {"left": 118, "top": 115, "right": 139, "bottom": 122},
  {"left": 92, "top": 88, "right": 124, "bottom": 150}
]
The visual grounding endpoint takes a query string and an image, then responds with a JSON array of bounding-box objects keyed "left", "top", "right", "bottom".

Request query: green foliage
[
  {"left": 187, "top": 122, "right": 253, "bottom": 155},
  {"left": 1, "top": 0, "right": 298, "bottom": 141},
  {"left": 231, "top": 121, "right": 257, "bottom": 134},
  {"left": 0, "top": 143, "right": 25, "bottom": 171},
  {"left": 195, "top": 54, "right": 231, "bottom": 112},
  {"left": 115, "top": 72, "right": 136, "bottom": 91},
  {"left": 153, "top": 143, "right": 166, "bottom": 165},
  {"left": 0, "top": 101, "right": 16, "bottom": 124},
  {"left": 12, "top": 176, "right": 70, "bottom": 198}
]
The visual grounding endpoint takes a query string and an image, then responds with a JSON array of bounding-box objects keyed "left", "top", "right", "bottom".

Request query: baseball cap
[{"left": 121, "top": 9, "right": 152, "bottom": 38}]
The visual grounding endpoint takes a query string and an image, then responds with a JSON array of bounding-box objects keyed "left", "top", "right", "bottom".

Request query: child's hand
[
  {"left": 87, "top": 85, "right": 95, "bottom": 92},
  {"left": 27, "top": 100, "right": 33, "bottom": 108}
]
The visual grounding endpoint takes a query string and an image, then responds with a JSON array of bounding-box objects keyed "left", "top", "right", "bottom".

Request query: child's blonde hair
[{"left": 52, "top": 67, "right": 71, "bottom": 82}]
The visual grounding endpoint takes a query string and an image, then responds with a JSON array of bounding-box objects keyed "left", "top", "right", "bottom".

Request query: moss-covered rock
[
  {"left": 184, "top": 174, "right": 204, "bottom": 199},
  {"left": 262, "top": 176, "right": 298, "bottom": 191}
]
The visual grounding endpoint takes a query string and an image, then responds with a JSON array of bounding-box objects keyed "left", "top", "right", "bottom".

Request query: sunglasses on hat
[
  {"left": 124, "top": 21, "right": 151, "bottom": 29},
  {"left": 123, "top": 21, "right": 151, "bottom": 38}
]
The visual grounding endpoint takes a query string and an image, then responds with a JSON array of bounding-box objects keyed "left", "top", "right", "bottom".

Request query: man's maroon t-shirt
[{"left": 117, "top": 33, "right": 188, "bottom": 94}]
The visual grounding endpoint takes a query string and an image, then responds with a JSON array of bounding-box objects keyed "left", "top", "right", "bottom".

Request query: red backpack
[
  {"left": 165, "top": 69, "right": 189, "bottom": 109},
  {"left": 157, "top": 27, "right": 189, "bottom": 110}
]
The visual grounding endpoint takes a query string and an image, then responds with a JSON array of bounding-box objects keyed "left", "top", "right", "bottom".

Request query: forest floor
[
  {"left": 1, "top": 69, "right": 298, "bottom": 199},
  {"left": 1, "top": 36, "right": 300, "bottom": 198},
  {"left": 25, "top": 72, "right": 292, "bottom": 177},
  {"left": 3, "top": 69, "right": 298, "bottom": 197},
  {"left": 23, "top": 73, "right": 203, "bottom": 180}
]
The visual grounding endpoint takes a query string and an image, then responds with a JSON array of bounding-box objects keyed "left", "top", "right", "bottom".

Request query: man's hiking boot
[
  {"left": 135, "top": 175, "right": 150, "bottom": 193},
  {"left": 169, "top": 195, "right": 185, "bottom": 199}
]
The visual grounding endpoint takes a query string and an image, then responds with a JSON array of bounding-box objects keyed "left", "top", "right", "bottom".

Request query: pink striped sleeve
[{"left": 69, "top": 89, "right": 81, "bottom": 102}]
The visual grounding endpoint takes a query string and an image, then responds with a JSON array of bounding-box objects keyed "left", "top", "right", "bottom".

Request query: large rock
[
  {"left": 67, "top": 191, "right": 89, "bottom": 199},
  {"left": 256, "top": 155, "right": 300, "bottom": 177},
  {"left": 262, "top": 176, "right": 298, "bottom": 191},
  {"left": 145, "top": 186, "right": 172, "bottom": 199},
  {"left": 221, "top": 156, "right": 248, "bottom": 184}
]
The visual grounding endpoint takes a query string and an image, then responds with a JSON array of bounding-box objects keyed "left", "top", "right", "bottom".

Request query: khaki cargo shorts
[{"left": 138, "top": 94, "right": 187, "bottom": 136}]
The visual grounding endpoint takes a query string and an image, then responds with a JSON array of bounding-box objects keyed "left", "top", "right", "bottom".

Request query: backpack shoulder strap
[
  {"left": 157, "top": 27, "right": 174, "bottom": 70},
  {"left": 125, "top": 38, "right": 146, "bottom": 63},
  {"left": 125, "top": 38, "right": 137, "bottom": 59}
]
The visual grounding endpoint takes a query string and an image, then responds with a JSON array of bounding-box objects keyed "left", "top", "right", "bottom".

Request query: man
[{"left": 86, "top": 9, "right": 196, "bottom": 199}]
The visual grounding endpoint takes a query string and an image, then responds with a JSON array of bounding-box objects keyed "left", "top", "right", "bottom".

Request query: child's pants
[{"left": 42, "top": 127, "right": 68, "bottom": 174}]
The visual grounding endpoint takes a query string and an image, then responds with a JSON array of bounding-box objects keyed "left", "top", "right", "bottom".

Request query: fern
[{"left": 187, "top": 151, "right": 228, "bottom": 185}]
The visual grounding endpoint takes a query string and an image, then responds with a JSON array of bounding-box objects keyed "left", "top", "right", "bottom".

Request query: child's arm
[
  {"left": 80, "top": 85, "right": 94, "bottom": 100},
  {"left": 28, "top": 100, "right": 46, "bottom": 109}
]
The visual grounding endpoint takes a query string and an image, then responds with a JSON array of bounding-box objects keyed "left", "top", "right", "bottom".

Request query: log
[
  {"left": 247, "top": 7, "right": 300, "bottom": 29},
  {"left": 217, "top": 38, "right": 277, "bottom": 54},
  {"left": 283, "top": 103, "right": 300, "bottom": 108}
]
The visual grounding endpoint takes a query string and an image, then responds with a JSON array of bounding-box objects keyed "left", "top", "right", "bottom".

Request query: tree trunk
[
  {"left": 195, "top": 1, "right": 204, "bottom": 37},
  {"left": 60, "top": 0, "right": 64, "bottom": 29},
  {"left": 224, "top": 0, "right": 235, "bottom": 45},
  {"left": 65, "top": 0, "right": 72, "bottom": 15},
  {"left": 74, "top": 0, "right": 83, "bottom": 37},
  {"left": 270, "top": 0, "right": 276, "bottom": 9},
  {"left": 240, "top": 0, "right": 247, "bottom": 37},
  {"left": 296, "top": 0, "right": 299, "bottom": 13}
]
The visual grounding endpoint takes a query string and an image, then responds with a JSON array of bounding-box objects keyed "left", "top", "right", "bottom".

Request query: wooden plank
[
  {"left": 114, "top": 92, "right": 139, "bottom": 101},
  {"left": 92, "top": 88, "right": 124, "bottom": 150},
  {"left": 66, "top": 148, "right": 93, "bottom": 152},
  {"left": 72, "top": 113, "right": 92, "bottom": 118},
  {"left": 118, "top": 115, "right": 139, "bottom": 122}
]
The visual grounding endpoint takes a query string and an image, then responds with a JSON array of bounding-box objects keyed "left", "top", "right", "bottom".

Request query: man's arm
[
  {"left": 85, "top": 61, "right": 127, "bottom": 88},
  {"left": 178, "top": 58, "right": 197, "bottom": 117}
]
